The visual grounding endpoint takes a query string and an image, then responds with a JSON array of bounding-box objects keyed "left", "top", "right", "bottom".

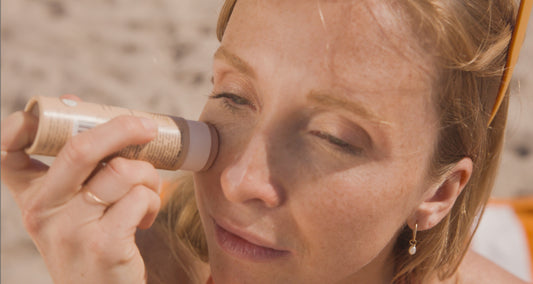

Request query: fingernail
[
  {"left": 61, "top": 98, "right": 78, "bottom": 107},
  {"left": 139, "top": 118, "right": 158, "bottom": 134},
  {"left": 1, "top": 150, "right": 7, "bottom": 159}
]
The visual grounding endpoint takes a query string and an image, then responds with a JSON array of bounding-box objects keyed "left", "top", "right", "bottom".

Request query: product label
[{"left": 24, "top": 96, "right": 192, "bottom": 170}]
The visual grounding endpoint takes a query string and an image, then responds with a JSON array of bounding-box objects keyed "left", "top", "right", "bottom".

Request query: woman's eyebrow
[
  {"left": 308, "top": 91, "right": 391, "bottom": 126},
  {"left": 213, "top": 47, "right": 390, "bottom": 126},
  {"left": 214, "top": 46, "right": 256, "bottom": 79}
]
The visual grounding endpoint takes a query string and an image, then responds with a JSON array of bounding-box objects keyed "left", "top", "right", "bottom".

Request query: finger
[
  {"left": 1, "top": 150, "right": 48, "bottom": 177},
  {"left": 1, "top": 151, "right": 48, "bottom": 191},
  {"left": 39, "top": 116, "right": 158, "bottom": 208},
  {"left": 78, "top": 158, "right": 160, "bottom": 215},
  {"left": 1, "top": 111, "right": 38, "bottom": 155},
  {"left": 1, "top": 111, "right": 48, "bottom": 192},
  {"left": 100, "top": 185, "right": 161, "bottom": 236}
]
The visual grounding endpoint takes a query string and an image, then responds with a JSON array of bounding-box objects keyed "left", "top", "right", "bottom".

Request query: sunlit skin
[
  {"left": 1, "top": 0, "right": 528, "bottom": 283},
  {"left": 6, "top": 0, "right": 517, "bottom": 281},
  {"left": 193, "top": 1, "right": 448, "bottom": 283}
]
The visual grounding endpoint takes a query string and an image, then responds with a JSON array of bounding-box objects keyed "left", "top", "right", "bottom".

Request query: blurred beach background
[{"left": 1, "top": 0, "right": 532, "bottom": 283}]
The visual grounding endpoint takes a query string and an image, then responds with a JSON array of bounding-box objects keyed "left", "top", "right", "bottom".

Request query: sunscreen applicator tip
[{"left": 181, "top": 121, "right": 219, "bottom": 171}]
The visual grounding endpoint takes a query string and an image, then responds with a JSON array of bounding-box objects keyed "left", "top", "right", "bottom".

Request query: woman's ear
[{"left": 409, "top": 157, "right": 473, "bottom": 230}]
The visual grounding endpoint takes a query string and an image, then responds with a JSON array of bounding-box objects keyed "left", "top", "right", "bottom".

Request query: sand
[{"left": 1, "top": 1, "right": 532, "bottom": 283}]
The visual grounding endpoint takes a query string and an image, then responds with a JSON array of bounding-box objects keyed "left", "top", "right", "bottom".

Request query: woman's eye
[
  {"left": 209, "top": 93, "right": 255, "bottom": 111},
  {"left": 310, "top": 130, "right": 362, "bottom": 156}
]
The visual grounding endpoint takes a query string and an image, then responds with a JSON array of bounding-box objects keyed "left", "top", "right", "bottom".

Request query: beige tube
[{"left": 24, "top": 96, "right": 218, "bottom": 171}]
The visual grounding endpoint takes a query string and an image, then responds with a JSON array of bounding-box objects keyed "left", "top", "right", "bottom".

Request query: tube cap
[{"left": 180, "top": 120, "right": 219, "bottom": 171}]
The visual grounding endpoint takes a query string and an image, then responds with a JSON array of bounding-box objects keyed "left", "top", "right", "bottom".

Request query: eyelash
[
  {"left": 209, "top": 92, "right": 255, "bottom": 111},
  {"left": 210, "top": 93, "right": 361, "bottom": 156},
  {"left": 309, "top": 130, "right": 362, "bottom": 156}
]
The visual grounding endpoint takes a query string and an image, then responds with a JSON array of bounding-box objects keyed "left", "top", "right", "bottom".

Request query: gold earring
[{"left": 409, "top": 223, "right": 418, "bottom": 255}]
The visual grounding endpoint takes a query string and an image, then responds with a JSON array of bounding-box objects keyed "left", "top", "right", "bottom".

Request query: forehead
[{"left": 223, "top": 0, "right": 435, "bottom": 95}]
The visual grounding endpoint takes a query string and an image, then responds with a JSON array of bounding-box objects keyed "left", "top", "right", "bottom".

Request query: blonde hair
[
  {"left": 391, "top": 0, "right": 518, "bottom": 282},
  {"left": 153, "top": 0, "right": 520, "bottom": 282}
]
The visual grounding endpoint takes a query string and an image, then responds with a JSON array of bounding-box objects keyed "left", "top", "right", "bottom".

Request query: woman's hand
[{"left": 1, "top": 96, "right": 162, "bottom": 284}]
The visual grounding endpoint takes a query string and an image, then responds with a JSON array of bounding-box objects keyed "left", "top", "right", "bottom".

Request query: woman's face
[{"left": 194, "top": 1, "right": 439, "bottom": 283}]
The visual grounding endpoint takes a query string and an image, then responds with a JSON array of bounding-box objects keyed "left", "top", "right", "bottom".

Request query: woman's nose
[{"left": 220, "top": 134, "right": 284, "bottom": 208}]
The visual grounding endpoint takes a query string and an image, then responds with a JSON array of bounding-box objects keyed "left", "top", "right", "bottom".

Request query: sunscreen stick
[{"left": 24, "top": 96, "right": 218, "bottom": 171}]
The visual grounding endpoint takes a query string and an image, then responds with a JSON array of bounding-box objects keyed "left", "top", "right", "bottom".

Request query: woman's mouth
[{"left": 213, "top": 218, "right": 290, "bottom": 262}]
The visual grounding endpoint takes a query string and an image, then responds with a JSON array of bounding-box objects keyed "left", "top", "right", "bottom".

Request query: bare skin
[
  {"left": 0, "top": 1, "right": 527, "bottom": 283},
  {"left": 135, "top": 227, "right": 526, "bottom": 283},
  {"left": 1, "top": 96, "right": 162, "bottom": 284},
  {"left": 195, "top": 1, "right": 465, "bottom": 283},
  {"left": 455, "top": 250, "right": 527, "bottom": 284}
]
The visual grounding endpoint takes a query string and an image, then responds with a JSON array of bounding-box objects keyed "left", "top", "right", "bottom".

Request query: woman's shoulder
[{"left": 455, "top": 249, "right": 528, "bottom": 284}]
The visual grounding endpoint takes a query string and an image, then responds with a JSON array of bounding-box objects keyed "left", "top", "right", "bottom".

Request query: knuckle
[
  {"left": 22, "top": 209, "right": 42, "bottom": 236},
  {"left": 88, "top": 236, "right": 108, "bottom": 258},
  {"left": 130, "top": 185, "right": 154, "bottom": 202},
  {"left": 86, "top": 236, "right": 115, "bottom": 265},
  {"left": 107, "top": 159, "right": 159, "bottom": 188},
  {"left": 130, "top": 185, "right": 146, "bottom": 199},
  {"left": 114, "top": 116, "right": 144, "bottom": 136},
  {"left": 62, "top": 136, "right": 93, "bottom": 164},
  {"left": 106, "top": 157, "right": 131, "bottom": 179},
  {"left": 139, "top": 162, "right": 159, "bottom": 183},
  {"left": 135, "top": 162, "right": 160, "bottom": 191},
  {"left": 89, "top": 236, "right": 136, "bottom": 266},
  {"left": 21, "top": 202, "right": 46, "bottom": 236}
]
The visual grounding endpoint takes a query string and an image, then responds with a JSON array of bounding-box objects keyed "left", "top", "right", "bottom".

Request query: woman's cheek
[{"left": 292, "top": 168, "right": 408, "bottom": 270}]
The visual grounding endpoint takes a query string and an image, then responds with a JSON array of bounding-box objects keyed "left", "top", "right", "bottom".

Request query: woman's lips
[{"left": 213, "top": 218, "right": 290, "bottom": 262}]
